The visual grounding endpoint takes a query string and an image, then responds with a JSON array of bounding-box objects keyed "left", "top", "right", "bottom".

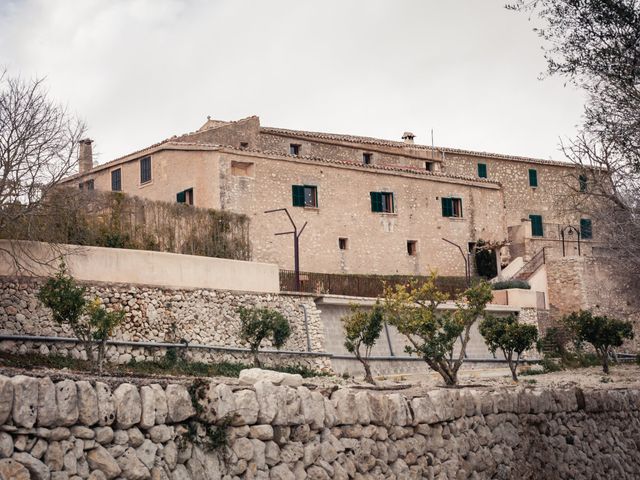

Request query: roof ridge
[{"left": 261, "top": 126, "right": 572, "bottom": 167}]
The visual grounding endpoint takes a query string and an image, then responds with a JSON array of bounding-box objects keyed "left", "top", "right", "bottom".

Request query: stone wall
[
  {"left": 0, "top": 373, "right": 639, "bottom": 479},
  {"left": 0, "top": 277, "right": 329, "bottom": 370},
  {"left": 546, "top": 256, "right": 640, "bottom": 349}
]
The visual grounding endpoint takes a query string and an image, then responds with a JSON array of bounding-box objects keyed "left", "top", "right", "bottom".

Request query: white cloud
[{"left": 0, "top": 0, "right": 585, "bottom": 163}]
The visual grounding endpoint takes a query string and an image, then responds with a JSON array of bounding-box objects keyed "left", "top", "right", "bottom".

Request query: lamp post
[
  {"left": 442, "top": 238, "right": 470, "bottom": 287},
  {"left": 264, "top": 208, "right": 307, "bottom": 291}
]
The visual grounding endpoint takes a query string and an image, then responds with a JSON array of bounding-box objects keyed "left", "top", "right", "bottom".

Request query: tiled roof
[
  {"left": 261, "top": 126, "right": 573, "bottom": 168},
  {"left": 219, "top": 146, "right": 501, "bottom": 187}
]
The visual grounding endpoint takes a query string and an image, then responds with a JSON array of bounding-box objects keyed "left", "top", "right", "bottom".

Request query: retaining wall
[{"left": 0, "top": 373, "right": 639, "bottom": 479}]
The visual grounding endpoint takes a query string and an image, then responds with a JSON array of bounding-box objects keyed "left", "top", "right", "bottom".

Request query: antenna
[{"left": 431, "top": 129, "right": 435, "bottom": 160}]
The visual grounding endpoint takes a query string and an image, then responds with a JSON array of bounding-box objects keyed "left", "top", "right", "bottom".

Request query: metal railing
[{"left": 279, "top": 270, "right": 471, "bottom": 297}]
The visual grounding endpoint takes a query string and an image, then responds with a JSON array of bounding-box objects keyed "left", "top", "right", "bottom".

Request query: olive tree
[
  {"left": 238, "top": 307, "right": 291, "bottom": 367},
  {"left": 341, "top": 304, "right": 384, "bottom": 384},
  {"left": 38, "top": 263, "right": 123, "bottom": 372},
  {"left": 382, "top": 274, "right": 493, "bottom": 386},
  {"left": 479, "top": 314, "right": 538, "bottom": 381},
  {"left": 563, "top": 310, "right": 634, "bottom": 374}
]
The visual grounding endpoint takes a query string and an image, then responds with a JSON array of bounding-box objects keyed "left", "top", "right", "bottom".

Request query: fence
[{"left": 280, "top": 270, "right": 471, "bottom": 298}]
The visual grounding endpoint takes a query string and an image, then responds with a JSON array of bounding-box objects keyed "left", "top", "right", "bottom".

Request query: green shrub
[
  {"left": 492, "top": 280, "right": 531, "bottom": 290},
  {"left": 238, "top": 307, "right": 291, "bottom": 367}
]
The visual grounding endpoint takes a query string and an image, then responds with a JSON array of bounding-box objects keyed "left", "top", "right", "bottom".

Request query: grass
[{"left": 0, "top": 350, "right": 330, "bottom": 379}]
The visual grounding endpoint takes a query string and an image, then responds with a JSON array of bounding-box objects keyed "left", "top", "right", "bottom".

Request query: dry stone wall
[
  {"left": 0, "top": 373, "right": 639, "bottom": 479},
  {"left": 0, "top": 277, "right": 328, "bottom": 370}
]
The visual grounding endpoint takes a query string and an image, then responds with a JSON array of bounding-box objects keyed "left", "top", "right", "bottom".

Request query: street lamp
[{"left": 264, "top": 208, "right": 307, "bottom": 291}]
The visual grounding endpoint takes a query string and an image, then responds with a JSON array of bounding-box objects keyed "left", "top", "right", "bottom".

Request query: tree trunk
[
  {"left": 253, "top": 349, "right": 262, "bottom": 368},
  {"left": 98, "top": 340, "right": 106, "bottom": 373},
  {"left": 602, "top": 348, "right": 610, "bottom": 374},
  {"left": 359, "top": 355, "right": 375, "bottom": 384},
  {"left": 509, "top": 362, "right": 518, "bottom": 382}
]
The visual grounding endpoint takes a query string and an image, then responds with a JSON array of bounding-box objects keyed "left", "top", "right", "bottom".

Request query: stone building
[{"left": 63, "top": 116, "right": 593, "bottom": 279}]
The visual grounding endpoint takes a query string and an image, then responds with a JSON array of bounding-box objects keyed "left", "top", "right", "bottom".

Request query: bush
[
  {"left": 474, "top": 239, "right": 498, "bottom": 279},
  {"left": 492, "top": 280, "right": 531, "bottom": 290},
  {"left": 238, "top": 307, "right": 291, "bottom": 367},
  {"left": 563, "top": 310, "right": 634, "bottom": 374},
  {"left": 341, "top": 304, "right": 384, "bottom": 384},
  {"left": 479, "top": 314, "right": 538, "bottom": 381}
]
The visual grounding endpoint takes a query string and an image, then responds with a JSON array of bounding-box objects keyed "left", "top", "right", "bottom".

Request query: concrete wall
[
  {"left": 0, "top": 241, "right": 279, "bottom": 294},
  {"left": 1, "top": 373, "right": 639, "bottom": 480}
]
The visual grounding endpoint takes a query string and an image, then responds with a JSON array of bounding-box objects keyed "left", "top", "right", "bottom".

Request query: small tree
[
  {"left": 563, "top": 310, "right": 634, "bottom": 374},
  {"left": 85, "top": 299, "right": 124, "bottom": 372},
  {"left": 479, "top": 314, "right": 538, "bottom": 381},
  {"left": 238, "top": 307, "right": 291, "bottom": 367},
  {"left": 341, "top": 304, "right": 384, "bottom": 384},
  {"left": 382, "top": 273, "right": 493, "bottom": 386},
  {"left": 38, "top": 262, "right": 123, "bottom": 371}
]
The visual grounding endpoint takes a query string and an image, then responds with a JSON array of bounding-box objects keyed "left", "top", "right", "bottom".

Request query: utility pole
[{"left": 264, "top": 208, "right": 307, "bottom": 291}]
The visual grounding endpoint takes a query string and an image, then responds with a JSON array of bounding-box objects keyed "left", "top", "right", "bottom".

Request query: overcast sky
[{"left": 0, "top": 0, "right": 586, "bottom": 164}]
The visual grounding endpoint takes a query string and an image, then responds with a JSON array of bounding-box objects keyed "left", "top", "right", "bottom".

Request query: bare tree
[
  {"left": 510, "top": 0, "right": 640, "bottom": 278},
  {"left": 0, "top": 70, "right": 86, "bottom": 270}
]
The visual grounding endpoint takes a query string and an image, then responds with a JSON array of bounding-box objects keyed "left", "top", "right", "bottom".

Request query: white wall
[{"left": 0, "top": 240, "right": 280, "bottom": 293}]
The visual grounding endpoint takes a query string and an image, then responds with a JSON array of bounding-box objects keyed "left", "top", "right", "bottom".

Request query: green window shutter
[
  {"left": 529, "top": 214, "right": 543, "bottom": 237},
  {"left": 442, "top": 197, "right": 453, "bottom": 217},
  {"left": 370, "top": 192, "right": 382, "bottom": 212},
  {"left": 292, "top": 185, "right": 305, "bottom": 207},
  {"left": 478, "top": 163, "right": 487, "bottom": 178},
  {"left": 579, "top": 174, "right": 588, "bottom": 192},
  {"left": 580, "top": 218, "right": 592, "bottom": 239},
  {"left": 529, "top": 169, "right": 538, "bottom": 187},
  {"left": 176, "top": 191, "right": 186, "bottom": 203}
]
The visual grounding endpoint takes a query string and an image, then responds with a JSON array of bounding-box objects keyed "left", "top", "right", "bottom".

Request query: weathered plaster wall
[
  {"left": 219, "top": 151, "right": 505, "bottom": 277},
  {"left": 0, "top": 374, "right": 639, "bottom": 480}
]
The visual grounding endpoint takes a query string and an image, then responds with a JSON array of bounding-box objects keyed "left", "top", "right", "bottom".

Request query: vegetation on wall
[
  {"left": 2, "top": 189, "right": 251, "bottom": 260},
  {"left": 341, "top": 304, "right": 384, "bottom": 384},
  {"left": 492, "top": 280, "right": 531, "bottom": 290},
  {"left": 473, "top": 239, "right": 497, "bottom": 279}
]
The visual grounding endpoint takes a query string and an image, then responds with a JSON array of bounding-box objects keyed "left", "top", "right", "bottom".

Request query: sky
[{"left": 0, "top": 0, "right": 586, "bottom": 164}]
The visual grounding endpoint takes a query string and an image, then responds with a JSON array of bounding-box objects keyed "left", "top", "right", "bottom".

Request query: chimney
[
  {"left": 402, "top": 132, "right": 415, "bottom": 144},
  {"left": 78, "top": 139, "right": 93, "bottom": 174}
]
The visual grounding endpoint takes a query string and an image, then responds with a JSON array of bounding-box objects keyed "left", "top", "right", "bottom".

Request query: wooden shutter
[
  {"left": 529, "top": 169, "right": 538, "bottom": 187},
  {"left": 176, "top": 190, "right": 186, "bottom": 203},
  {"left": 580, "top": 218, "right": 592, "bottom": 239},
  {"left": 442, "top": 197, "right": 453, "bottom": 217},
  {"left": 292, "top": 185, "right": 305, "bottom": 207},
  {"left": 478, "top": 163, "right": 487, "bottom": 178},
  {"left": 370, "top": 192, "right": 383, "bottom": 212},
  {"left": 529, "top": 215, "right": 543, "bottom": 236},
  {"left": 579, "top": 174, "right": 588, "bottom": 192}
]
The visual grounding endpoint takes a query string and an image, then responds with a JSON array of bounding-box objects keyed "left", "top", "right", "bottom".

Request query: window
[
  {"left": 580, "top": 218, "right": 592, "bottom": 239},
  {"left": 579, "top": 174, "right": 588, "bottom": 192},
  {"left": 529, "top": 214, "right": 544, "bottom": 237},
  {"left": 425, "top": 162, "right": 433, "bottom": 172},
  {"left": 363, "top": 153, "right": 372, "bottom": 165},
  {"left": 441, "top": 197, "right": 463, "bottom": 218},
  {"left": 292, "top": 185, "right": 318, "bottom": 207},
  {"left": 528, "top": 168, "right": 538, "bottom": 187},
  {"left": 289, "top": 144, "right": 301, "bottom": 156},
  {"left": 407, "top": 240, "right": 417, "bottom": 256},
  {"left": 111, "top": 169, "right": 121, "bottom": 191},
  {"left": 86, "top": 179, "right": 94, "bottom": 191},
  {"left": 177, "top": 188, "right": 194, "bottom": 206},
  {"left": 140, "top": 156, "right": 152, "bottom": 184},
  {"left": 338, "top": 238, "right": 348, "bottom": 250},
  {"left": 240, "top": 142, "right": 249, "bottom": 149},
  {"left": 478, "top": 163, "right": 487, "bottom": 178},
  {"left": 370, "top": 192, "right": 394, "bottom": 213}
]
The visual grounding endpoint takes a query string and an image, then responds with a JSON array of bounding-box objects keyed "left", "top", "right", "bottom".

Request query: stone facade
[
  {"left": 0, "top": 373, "right": 639, "bottom": 479},
  {"left": 61, "top": 116, "right": 587, "bottom": 277}
]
